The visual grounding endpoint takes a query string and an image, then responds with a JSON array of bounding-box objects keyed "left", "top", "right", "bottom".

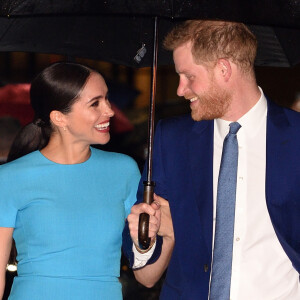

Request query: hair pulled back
[
  {"left": 31, "top": 62, "right": 92, "bottom": 127},
  {"left": 7, "top": 62, "right": 92, "bottom": 162}
]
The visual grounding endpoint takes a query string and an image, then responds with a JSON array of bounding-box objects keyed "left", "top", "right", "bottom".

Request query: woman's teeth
[
  {"left": 95, "top": 122, "right": 109, "bottom": 130},
  {"left": 190, "top": 97, "right": 198, "bottom": 102}
]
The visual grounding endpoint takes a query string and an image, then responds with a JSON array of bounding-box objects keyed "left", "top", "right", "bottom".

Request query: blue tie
[{"left": 209, "top": 122, "right": 241, "bottom": 300}]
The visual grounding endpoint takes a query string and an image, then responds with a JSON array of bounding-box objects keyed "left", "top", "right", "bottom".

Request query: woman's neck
[{"left": 41, "top": 135, "right": 91, "bottom": 164}]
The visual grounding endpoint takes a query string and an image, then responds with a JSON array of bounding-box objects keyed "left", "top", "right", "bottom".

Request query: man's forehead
[
  {"left": 174, "top": 41, "right": 193, "bottom": 54},
  {"left": 173, "top": 42, "right": 199, "bottom": 73}
]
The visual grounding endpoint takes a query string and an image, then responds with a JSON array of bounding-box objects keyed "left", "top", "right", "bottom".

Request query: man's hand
[
  {"left": 128, "top": 195, "right": 161, "bottom": 250},
  {"left": 129, "top": 194, "right": 175, "bottom": 287},
  {"left": 155, "top": 194, "right": 174, "bottom": 241},
  {"left": 128, "top": 193, "right": 174, "bottom": 251}
]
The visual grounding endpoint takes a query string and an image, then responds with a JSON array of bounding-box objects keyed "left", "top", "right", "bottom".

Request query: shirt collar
[{"left": 215, "top": 87, "right": 267, "bottom": 138}]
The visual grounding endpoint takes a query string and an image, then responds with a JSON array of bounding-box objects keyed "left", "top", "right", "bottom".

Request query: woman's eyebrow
[
  {"left": 87, "top": 92, "right": 109, "bottom": 103},
  {"left": 87, "top": 95, "right": 103, "bottom": 103}
]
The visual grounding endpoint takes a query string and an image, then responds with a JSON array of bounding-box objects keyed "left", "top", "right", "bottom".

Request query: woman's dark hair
[
  {"left": 8, "top": 62, "right": 93, "bottom": 162},
  {"left": 6, "top": 62, "right": 93, "bottom": 265},
  {"left": 31, "top": 62, "right": 92, "bottom": 127}
]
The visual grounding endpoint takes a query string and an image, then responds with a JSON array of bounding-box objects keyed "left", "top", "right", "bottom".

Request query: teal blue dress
[{"left": 0, "top": 147, "right": 140, "bottom": 300}]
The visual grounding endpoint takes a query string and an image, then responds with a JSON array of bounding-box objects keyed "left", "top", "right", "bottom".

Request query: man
[{"left": 124, "top": 20, "right": 300, "bottom": 299}]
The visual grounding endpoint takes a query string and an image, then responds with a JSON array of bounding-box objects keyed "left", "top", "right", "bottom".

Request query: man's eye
[{"left": 91, "top": 100, "right": 99, "bottom": 107}]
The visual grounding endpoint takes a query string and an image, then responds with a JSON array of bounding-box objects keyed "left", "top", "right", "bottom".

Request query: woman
[{"left": 0, "top": 62, "right": 140, "bottom": 299}]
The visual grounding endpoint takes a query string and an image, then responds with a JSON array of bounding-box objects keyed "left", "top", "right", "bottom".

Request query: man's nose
[{"left": 177, "top": 79, "right": 186, "bottom": 97}]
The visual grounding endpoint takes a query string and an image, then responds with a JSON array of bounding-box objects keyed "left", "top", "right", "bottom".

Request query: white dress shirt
[{"left": 213, "top": 88, "right": 300, "bottom": 299}]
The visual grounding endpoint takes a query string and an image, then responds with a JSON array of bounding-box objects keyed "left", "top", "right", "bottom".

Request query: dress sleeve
[
  {"left": 124, "top": 160, "right": 141, "bottom": 218},
  {"left": 0, "top": 171, "right": 17, "bottom": 228}
]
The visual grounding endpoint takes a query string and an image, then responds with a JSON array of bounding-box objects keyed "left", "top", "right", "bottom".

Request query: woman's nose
[{"left": 103, "top": 101, "right": 115, "bottom": 117}]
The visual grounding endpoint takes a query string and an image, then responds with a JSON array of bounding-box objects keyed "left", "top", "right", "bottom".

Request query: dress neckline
[{"left": 38, "top": 147, "right": 93, "bottom": 166}]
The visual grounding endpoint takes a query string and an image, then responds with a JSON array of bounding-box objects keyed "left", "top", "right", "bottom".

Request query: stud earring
[{"left": 63, "top": 127, "right": 66, "bottom": 131}]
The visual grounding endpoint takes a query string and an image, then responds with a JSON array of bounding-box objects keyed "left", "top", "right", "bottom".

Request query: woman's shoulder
[
  {"left": 91, "top": 147, "right": 135, "bottom": 162},
  {"left": 0, "top": 151, "right": 40, "bottom": 186},
  {"left": 0, "top": 151, "right": 39, "bottom": 171},
  {"left": 91, "top": 147, "right": 139, "bottom": 170}
]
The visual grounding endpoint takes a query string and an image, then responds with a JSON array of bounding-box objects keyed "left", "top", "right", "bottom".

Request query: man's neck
[{"left": 221, "top": 79, "right": 261, "bottom": 122}]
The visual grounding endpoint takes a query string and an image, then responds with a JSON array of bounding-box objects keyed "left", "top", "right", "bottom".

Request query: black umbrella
[
  {"left": 1, "top": 0, "right": 299, "bottom": 248},
  {"left": 0, "top": 1, "right": 299, "bottom": 67}
]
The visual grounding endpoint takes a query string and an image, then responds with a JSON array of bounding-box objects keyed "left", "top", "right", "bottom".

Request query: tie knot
[{"left": 229, "top": 122, "right": 241, "bottom": 134}]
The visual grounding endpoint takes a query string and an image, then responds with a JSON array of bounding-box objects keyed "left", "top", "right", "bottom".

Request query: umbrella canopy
[
  {"left": 1, "top": 0, "right": 299, "bottom": 27},
  {"left": 0, "top": 0, "right": 299, "bottom": 67}
]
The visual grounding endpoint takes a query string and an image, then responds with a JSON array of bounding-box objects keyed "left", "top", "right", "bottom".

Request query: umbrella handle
[{"left": 138, "top": 182, "right": 154, "bottom": 249}]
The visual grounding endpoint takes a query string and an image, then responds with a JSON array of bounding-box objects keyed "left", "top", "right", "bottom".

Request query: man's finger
[
  {"left": 151, "top": 200, "right": 160, "bottom": 210},
  {"left": 130, "top": 203, "right": 156, "bottom": 216},
  {"left": 154, "top": 193, "right": 169, "bottom": 206}
]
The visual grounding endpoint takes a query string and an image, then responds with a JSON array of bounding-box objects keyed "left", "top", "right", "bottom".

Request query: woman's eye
[{"left": 91, "top": 100, "right": 99, "bottom": 107}]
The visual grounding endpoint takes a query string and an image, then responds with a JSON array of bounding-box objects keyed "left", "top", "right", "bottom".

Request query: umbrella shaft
[{"left": 146, "top": 16, "right": 158, "bottom": 182}]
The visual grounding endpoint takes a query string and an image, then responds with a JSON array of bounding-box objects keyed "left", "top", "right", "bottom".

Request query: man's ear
[
  {"left": 217, "top": 59, "right": 232, "bottom": 81},
  {"left": 49, "top": 110, "right": 67, "bottom": 128}
]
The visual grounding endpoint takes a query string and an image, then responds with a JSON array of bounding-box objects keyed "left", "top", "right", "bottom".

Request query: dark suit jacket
[{"left": 123, "top": 99, "right": 300, "bottom": 300}]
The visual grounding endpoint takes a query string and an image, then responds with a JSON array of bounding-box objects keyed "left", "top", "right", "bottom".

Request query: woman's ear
[
  {"left": 49, "top": 110, "right": 66, "bottom": 129},
  {"left": 217, "top": 59, "right": 232, "bottom": 82}
]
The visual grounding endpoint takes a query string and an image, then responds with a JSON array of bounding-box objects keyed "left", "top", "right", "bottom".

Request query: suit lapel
[{"left": 188, "top": 120, "right": 214, "bottom": 256}]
